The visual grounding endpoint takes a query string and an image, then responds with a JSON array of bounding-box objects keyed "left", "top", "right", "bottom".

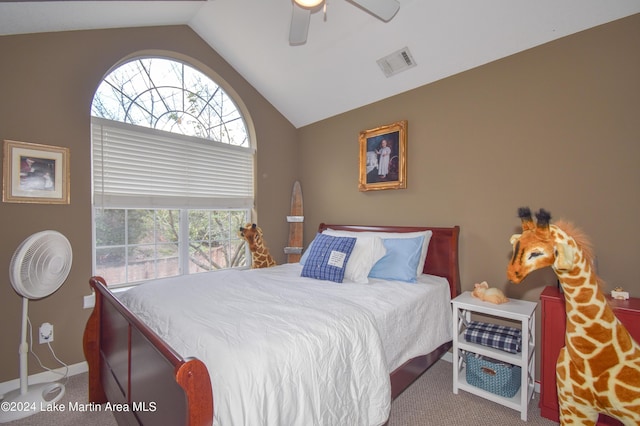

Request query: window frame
[{"left": 90, "top": 57, "right": 255, "bottom": 287}]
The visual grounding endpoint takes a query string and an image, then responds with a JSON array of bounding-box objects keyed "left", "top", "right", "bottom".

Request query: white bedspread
[{"left": 117, "top": 263, "right": 452, "bottom": 426}]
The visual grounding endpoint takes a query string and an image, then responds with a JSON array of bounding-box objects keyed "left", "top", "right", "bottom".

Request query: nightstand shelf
[
  {"left": 451, "top": 292, "right": 537, "bottom": 421},
  {"left": 455, "top": 362, "right": 527, "bottom": 411}
]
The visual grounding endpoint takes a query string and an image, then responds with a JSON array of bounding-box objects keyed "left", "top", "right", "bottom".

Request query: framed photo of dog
[
  {"left": 2, "top": 140, "right": 70, "bottom": 204},
  {"left": 358, "top": 120, "right": 407, "bottom": 192}
]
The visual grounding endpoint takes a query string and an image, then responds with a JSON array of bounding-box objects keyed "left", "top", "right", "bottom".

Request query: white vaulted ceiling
[{"left": 1, "top": 1, "right": 639, "bottom": 128}]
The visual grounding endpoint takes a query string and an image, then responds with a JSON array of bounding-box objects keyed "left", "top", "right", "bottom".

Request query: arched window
[{"left": 91, "top": 57, "right": 253, "bottom": 286}]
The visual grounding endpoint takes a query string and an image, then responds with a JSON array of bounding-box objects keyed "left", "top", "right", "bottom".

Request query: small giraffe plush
[
  {"left": 239, "top": 223, "right": 276, "bottom": 268},
  {"left": 507, "top": 207, "right": 640, "bottom": 425}
]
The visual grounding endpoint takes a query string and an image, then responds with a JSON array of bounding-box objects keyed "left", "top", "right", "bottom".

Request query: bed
[{"left": 83, "top": 223, "right": 460, "bottom": 426}]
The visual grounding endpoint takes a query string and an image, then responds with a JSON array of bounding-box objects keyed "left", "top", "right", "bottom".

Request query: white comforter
[{"left": 117, "top": 263, "right": 452, "bottom": 426}]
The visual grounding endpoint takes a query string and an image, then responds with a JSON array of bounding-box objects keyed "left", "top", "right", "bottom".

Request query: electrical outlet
[{"left": 39, "top": 322, "right": 54, "bottom": 344}]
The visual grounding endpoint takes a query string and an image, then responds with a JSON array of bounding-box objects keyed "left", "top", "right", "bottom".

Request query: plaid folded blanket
[{"left": 464, "top": 321, "right": 522, "bottom": 353}]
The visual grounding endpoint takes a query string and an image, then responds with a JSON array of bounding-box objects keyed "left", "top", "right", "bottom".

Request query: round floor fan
[{"left": 0, "top": 231, "right": 72, "bottom": 423}]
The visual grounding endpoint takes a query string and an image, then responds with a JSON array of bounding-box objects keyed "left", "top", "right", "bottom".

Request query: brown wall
[
  {"left": 0, "top": 26, "right": 298, "bottom": 382},
  {"left": 299, "top": 14, "right": 640, "bottom": 373}
]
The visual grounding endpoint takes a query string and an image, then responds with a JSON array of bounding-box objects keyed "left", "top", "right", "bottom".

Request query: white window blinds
[{"left": 92, "top": 117, "right": 254, "bottom": 209}]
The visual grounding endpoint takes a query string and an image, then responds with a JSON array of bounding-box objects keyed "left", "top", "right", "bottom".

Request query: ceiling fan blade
[
  {"left": 349, "top": 0, "right": 400, "bottom": 21},
  {"left": 289, "top": 3, "right": 311, "bottom": 45}
]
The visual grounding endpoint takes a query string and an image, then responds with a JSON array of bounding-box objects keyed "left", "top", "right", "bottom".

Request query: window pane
[
  {"left": 227, "top": 239, "right": 248, "bottom": 268},
  {"left": 125, "top": 243, "right": 179, "bottom": 282},
  {"left": 157, "top": 243, "right": 179, "bottom": 278},
  {"left": 127, "top": 245, "right": 154, "bottom": 282},
  {"left": 95, "top": 246, "right": 126, "bottom": 284},
  {"left": 92, "top": 58, "right": 249, "bottom": 147},
  {"left": 127, "top": 210, "right": 154, "bottom": 245},
  {"left": 95, "top": 207, "right": 249, "bottom": 286},
  {"left": 229, "top": 210, "right": 249, "bottom": 267},
  {"left": 188, "top": 210, "right": 211, "bottom": 242},
  {"left": 95, "top": 209, "right": 125, "bottom": 246},
  {"left": 187, "top": 209, "right": 249, "bottom": 273},
  {"left": 209, "top": 210, "right": 231, "bottom": 241},
  {"left": 189, "top": 244, "right": 213, "bottom": 273},
  {"left": 188, "top": 240, "right": 242, "bottom": 272},
  {"left": 212, "top": 242, "right": 230, "bottom": 269},
  {"left": 156, "top": 210, "right": 179, "bottom": 243}
]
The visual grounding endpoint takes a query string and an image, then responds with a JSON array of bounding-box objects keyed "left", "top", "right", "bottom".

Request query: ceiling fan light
[{"left": 294, "top": 0, "right": 323, "bottom": 9}]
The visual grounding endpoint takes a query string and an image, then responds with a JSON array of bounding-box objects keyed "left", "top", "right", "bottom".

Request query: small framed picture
[
  {"left": 358, "top": 120, "right": 407, "bottom": 192},
  {"left": 2, "top": 140, "right": 70, "bottom": 204}
]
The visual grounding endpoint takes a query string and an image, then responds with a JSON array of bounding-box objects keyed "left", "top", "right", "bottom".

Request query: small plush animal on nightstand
[{"left": 472, "top": 281, "right": 509, "bottom": 304}]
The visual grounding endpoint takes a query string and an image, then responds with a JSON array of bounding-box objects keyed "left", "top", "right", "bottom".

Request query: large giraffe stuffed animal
[
  {"left": 507, "top": 207, "right": 640, "bottom": 425},
  {"left": 239, "top": 223, "right": 276, "bottom": 268}
]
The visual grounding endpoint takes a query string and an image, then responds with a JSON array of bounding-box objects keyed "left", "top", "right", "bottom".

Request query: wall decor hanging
[
  {"left": 2, "top": 140, "right": 70, "bottom": 204},
  {"left": 358, "top": 120, "right": 407, "bottom": 192}
]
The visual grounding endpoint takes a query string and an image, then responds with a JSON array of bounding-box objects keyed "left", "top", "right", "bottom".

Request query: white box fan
[{"left": 0, "top": 230, "right": 72, "bottom": 423}]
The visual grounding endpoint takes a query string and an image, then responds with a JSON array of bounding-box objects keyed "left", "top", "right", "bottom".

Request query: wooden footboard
[{"left": 83, "top": 276, "right": 213, "bottom": 426}]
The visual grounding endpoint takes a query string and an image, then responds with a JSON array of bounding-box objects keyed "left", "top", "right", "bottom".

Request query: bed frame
[{"left": 83, "top": 224, "right": 460, "bottom": 426}]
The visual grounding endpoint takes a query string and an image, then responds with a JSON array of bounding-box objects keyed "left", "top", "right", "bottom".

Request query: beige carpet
[
  {"left": 4, "top": 359, "right": 557, "bottom": 425},
  {"left": 3, "top": 373, "right": 117, "bottom": 426},
  {"left": 389, "top": 359, "right": 557, "bottom": 425}
]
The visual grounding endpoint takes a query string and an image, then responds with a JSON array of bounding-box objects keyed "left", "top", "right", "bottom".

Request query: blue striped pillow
[{"left": 301, "top": 234, "right": 356, "bottom": 283}]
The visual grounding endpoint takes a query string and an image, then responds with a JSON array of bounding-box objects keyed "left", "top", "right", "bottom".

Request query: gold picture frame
[
  {"left": 2, "top": 140, "right": 70, "bottom": 204},
  {"left": 358, "top": 120, "right": 407, "bottom": 192}
]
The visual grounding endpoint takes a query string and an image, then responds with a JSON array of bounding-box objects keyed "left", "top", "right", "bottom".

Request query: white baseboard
[{"left": 0, "top": 361, "right": 88, "bottom": 398}]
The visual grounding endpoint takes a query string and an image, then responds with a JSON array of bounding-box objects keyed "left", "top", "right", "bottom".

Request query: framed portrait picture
[
  {"left": 358, "top": 120, "right": 407, "bottom": 192},
  {"left": 2, "top": 140, "right": 70, "bottom": 204}
]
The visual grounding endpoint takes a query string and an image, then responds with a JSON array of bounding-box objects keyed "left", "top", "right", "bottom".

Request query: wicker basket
[{"left": 465, "top": 353, "right": 521, "bottom": 398}]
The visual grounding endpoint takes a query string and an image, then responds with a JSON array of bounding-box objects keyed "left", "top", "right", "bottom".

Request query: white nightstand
[{"left": 451, "top": 291, "right": 537, "bottom": 421}]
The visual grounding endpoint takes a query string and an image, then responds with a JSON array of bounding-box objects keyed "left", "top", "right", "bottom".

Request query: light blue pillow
[
  {"left": 368, "top": 236, "right": 425, "bottom": 283},
  {"left": 301, "top": 234, "right": 356, "bottom": 283}
]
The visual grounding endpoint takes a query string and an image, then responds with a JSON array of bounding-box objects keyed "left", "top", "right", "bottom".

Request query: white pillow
[
  {"left": 326, "top": 229, "right": 433, "bottom": 276},
  {"left": 322, "top": 230, "right": 386, "bottom": 283}
]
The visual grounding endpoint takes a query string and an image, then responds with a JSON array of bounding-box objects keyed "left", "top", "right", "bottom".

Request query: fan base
[{"left": 0, "top": 382, "right": 65, "bottom": 423}]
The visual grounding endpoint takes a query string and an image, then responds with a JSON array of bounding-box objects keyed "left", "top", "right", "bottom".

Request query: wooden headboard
[{"left": 317, "top": 224, "right": 461, "bottom": 298}]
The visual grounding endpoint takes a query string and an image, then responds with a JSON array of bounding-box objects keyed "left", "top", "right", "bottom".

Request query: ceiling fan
[{"left": 289, "top": 0, "right": 400, "bottom": 45}]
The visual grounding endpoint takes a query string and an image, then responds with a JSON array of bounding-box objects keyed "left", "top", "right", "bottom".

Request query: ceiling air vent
[{"left": 377, "top": 47, "right": 417, "bottom": 78}]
